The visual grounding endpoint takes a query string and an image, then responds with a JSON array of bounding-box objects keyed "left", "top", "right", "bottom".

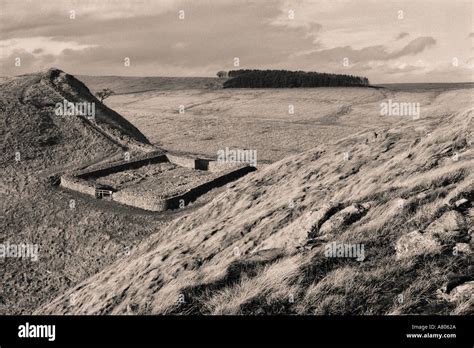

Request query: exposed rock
[
  {"left": 257, "top": 205, "right": 336, "bottom": 251},
  {"left": 437, "top": 280, "right": 474, "bottom": 303},
  {"left": 318, "top": 203, "right": 371, "bottom": 236},
  {"left": 425, "top": 210, "right": 466, "bottom": 244},
  {"left": 416, "top": 192, "right": 428, "bottom": 200},
  {"left": 306, "top": 204, "right": 341, "bottom": 239},
  {"left": 454, "top": 198, "right": 469, "bottom": 209},
  {"left": 246, "top": 248, "right": 285, "bottom": 263},
  {"left": 454, "top": 243, "right": 471, "bottom": 254},
  {"left": 367, "top": 131, "right": 379, "bottom": 143},
  {"left": 395, "top": 230, "right": 442, "bottom": 260},
  {"left": 427, "top": 210, "right": 464, "bottom": 232},
  {"left": 291, "top": 208, "right": 332, "bottom": 246}
]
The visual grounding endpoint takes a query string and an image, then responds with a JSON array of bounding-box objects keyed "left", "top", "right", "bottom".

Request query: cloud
[
  {"left": 0, "top": 49, "right": 57, "bottom": 74},
  {"left": 268, "top": 9, "right": 322, "bottom": 43},
  {"left": 0, "top": 0, "right": 471, "bottom": 82},
  {"left": 396, "top": 32, "right": 409, "bottom": 40},
  {"left": 0, "top": 0, "right": 181, "bottom": 35},
  {"left": 383, "top": 64, "right": 426, "bottom": 75},
  {"left": 297, "top": 36, "right": 437, "bottom": 64},
  {"left": 392, "top": 37, "right": 436, "bottom": 58},
  {"left": 1, "top": 1, "right": 320, "bottom": 76},
  {"left": 0, "top": 37, "right": 96, "bottom": 59}
]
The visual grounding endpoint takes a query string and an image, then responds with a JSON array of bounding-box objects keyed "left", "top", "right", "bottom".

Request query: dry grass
[
  {"left": 2, "top": 70, "right": 472, "bottom": 315},
  {"left": 102, "top": 87, "right": 472, "bottom": 163},
  {"left": 37, "top": 101, "right": 473, "bottom": 315}
]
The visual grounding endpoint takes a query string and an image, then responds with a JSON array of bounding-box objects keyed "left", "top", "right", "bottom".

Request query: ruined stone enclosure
[{"left": 60, "top": 151, "right": 256, "bottom": 211}]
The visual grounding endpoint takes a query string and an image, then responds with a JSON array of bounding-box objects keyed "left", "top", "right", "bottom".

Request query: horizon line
[{"left": 2, "top": 70, "right": 474, "bottom": 85}]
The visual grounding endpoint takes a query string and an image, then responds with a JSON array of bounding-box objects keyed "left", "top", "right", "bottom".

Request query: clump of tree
[
  {"left": 95, "top": 88, "right": 115, "bottom": 102},
  {"left": 224, "top": 69, "right": 369, "bottom": 88},
  {"left": 216, "top": 71, "right": 228, "bottom": 78}
]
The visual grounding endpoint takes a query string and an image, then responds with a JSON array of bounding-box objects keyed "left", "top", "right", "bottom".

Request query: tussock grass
[{"left": 37, "top": 92, "right": 473, "bottom": 315}]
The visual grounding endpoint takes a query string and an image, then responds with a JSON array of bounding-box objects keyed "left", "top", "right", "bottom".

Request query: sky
[{"left": 0, "top": 0, "right": 473, "bottom": 83}]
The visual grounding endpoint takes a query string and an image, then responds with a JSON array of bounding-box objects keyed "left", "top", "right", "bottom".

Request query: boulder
[
  {"left": 395, "top": 230, "right": 441, "bottom": 260},
  {"left": 437, "top": 281, "right": 474, "bottom": 303},
  {"left": 454, "top": 243, "right": 471, "bottom": 255},
  {"left": 454, "top": 198, "right": 469, "bottom": 209},
  {"left": 319, "top": 203, "right": 371, "bottom": 236},
  {"left": 425, "top": 210, "right": 466, "bottom": 244}
]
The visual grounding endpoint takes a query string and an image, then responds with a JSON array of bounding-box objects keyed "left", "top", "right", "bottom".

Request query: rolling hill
[
  {"left": 79, "top": 75, "right": 225, "bottom": 95},
  {"left": 38, "top": 102, "right": 473, "bottom": 315},
  {"left": 0, "top": 68, "right": 171, "bottom": 314},
  {"left": 1, "top": 68, "right": 472, "bottom": 315}
]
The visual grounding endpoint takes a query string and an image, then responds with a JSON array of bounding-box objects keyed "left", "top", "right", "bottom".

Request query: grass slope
[
  {"left": 79, "top": 75, "right": 225, "bottom": 95},
  {"left": 0, "top": 69, "right": 173, "bottom": 314},
  {"left": 38, "top": 105, "right": 473, "bottom": 315},
  {"left": 103, "top": 86, "right": 473, "bottom": 164}
]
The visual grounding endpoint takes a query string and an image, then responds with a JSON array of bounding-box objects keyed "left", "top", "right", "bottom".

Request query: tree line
[{"left": 222, "top": 69, "right": 369, "bottom": 88}]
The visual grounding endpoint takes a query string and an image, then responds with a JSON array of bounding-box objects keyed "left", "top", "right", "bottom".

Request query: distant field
[
  {"left": 79, "top": 75, "right": 225, "bottom": 95},
  {"left": 80, "top": 76, "right": 473, "bottom": 164},
  {"left": 376, "top": 82, "right": 474, "bottom": 92},
  {"left": 91, "top": 82, "right": 472, "bottom": 164}
]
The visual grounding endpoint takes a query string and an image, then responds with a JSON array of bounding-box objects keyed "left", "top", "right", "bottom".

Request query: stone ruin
[{"left": 60, "top": 151, "right": 255, "bottom": 211}]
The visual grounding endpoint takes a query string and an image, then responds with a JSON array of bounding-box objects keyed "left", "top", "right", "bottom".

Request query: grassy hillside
[
  {"left": 103, "top": 86, "right": 474, "bottom": 164},
  {"left": 79, "top": 75, "right": 225, "bottom": 95},
  {"left": 2, "top": 69, "right": 472, "bottom": 315},
  {"left": 0, "top": 69, "right": 177, "bottom": 314},
  {"left": 38, "top": 105, "right": 473, "bottom": 315}
]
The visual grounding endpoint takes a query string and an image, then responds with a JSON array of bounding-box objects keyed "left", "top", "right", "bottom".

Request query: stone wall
[
  {"left": 166, "top": 153, "right": 197, "bottom": 169},
  {"left": 167, "top": 153, "right": 252, "bottom": 173},
  {"left": 60, "top": 151, "right": 256, "bottom": 212},
  {"left": 111, "top": 165, "right": 256, "bottom": 211},
  {"left": 207, "top": 160, "right": 248, "bottom": 173},
  {"left": 60, "top": 175, "right": 96, "bottom": 196},
  {"left": 112, "top": 190, "right": 168, "bottom": 211},
  {"left": 75, "top": 151, "right": 167, "bottom": 179}
]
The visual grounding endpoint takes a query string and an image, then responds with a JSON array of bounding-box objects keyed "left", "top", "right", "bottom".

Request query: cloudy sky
[{"left": 1, "top": 0, "right": 473, "bottom": 83}]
